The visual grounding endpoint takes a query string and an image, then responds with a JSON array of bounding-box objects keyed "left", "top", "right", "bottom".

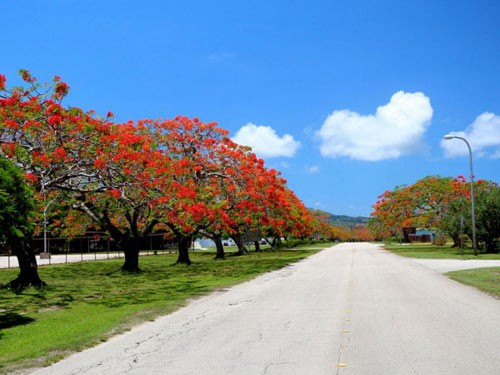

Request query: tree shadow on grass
[{"left": 0, "top": 312, "right": 35, "bottom": 330}]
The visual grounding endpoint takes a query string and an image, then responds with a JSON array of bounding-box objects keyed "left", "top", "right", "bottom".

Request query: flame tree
[
  {"left": 368, "top": 175, "right": 494, "bottom": 247},
  {"left": 1, "top": 71, "right": 323, "bottom": 278},
  {"left": 0, "top": 71, "right": 110, "bottom": 283},
  {"left": 0, "top": 71, "right": 170, "bottom": 272}
]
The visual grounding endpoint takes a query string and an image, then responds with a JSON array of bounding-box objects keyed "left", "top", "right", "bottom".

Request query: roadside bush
[
  {"left": 432, "top": 232, "right": 447, "bottom": 246},
  {"left": 285, "top": 238, "right": 327, "bottom": 248}
]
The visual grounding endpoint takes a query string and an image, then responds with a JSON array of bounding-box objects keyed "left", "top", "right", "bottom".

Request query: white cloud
[
  {"left": 206, "top": 52, "right": 236, "bottom": 63},
  {"left": 232, "top": 123, "right": 301, "bottom": 158},
  {"left": 316, "top": 91, "right": 433, "bottom": 161},
  {"left": 280, "top": 161, "right": 290, "bottom": 169},
  {"left": 441, "top": 112, "right": 500, "bottom": 158},
  {"left": 306, "top": 165, "right": 320, "bottom": 174}
]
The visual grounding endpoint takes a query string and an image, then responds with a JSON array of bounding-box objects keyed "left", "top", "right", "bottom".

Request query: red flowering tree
[
  {"left": 150, "top": 116, "right": 235, "bottom": 265},
  {"left": 198, "top": 139, "right": 315, "bottom": 255},
  {"left": 0, "top": 71, "right": 110, "bottom": 284},
  {"left": 253, "top": 169, "right": 316, "bottom": 247},
  {"left": 70, "top": 119, "right": 171, "bottom": 271},
  {"left": 208, "top": 140, "right": 272, "bottom": 255},
  {"left": 309, "top": 210, "right": 346, "bottom": 241},
  {"left": 1, "top": 70, "right": 320, "bottom": 277},
  {"left": 192, "top": 138, "right": 250, "bottom": 259},
  {"left": 0, "top": 71, "right": 163, "bottom": 274},
  {"left": 350, "top": 224, "right": 374, "bottom": 242},
  {"left": 215, "top": 140, "right": 318, "bottom": 253},
  {"left": 369, "top": 176, "right": 467, "bottom": 243}
]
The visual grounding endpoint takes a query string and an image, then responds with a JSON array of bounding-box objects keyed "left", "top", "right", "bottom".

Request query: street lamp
[
  {"left": 41, "top": 194, "right": 56, "bottom": 260},
  {"left": 443, "top": 134, "right": 477, "bottom": 255}
]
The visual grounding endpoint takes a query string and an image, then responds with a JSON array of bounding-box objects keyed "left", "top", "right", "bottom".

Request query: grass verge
[
  {"left": 0, "top": 247, "right": 325, "bottom": 373},
  {"left": 383, "top": 243, "right": 500, "bottom": 259},
  {"left": 446, "top": 267, "right": 500, "bottom": 299}
]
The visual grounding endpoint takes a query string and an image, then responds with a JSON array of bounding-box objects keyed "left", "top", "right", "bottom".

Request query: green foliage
[
  {"left": 442, "top": 182, "right": 500, "bottom": 253},
  {"left": 0, "top": 157, "right": 35, "bottom": 243},
  {"left": 285, "top": 238, "right": 310, "bottom": 248},
  {"left": 440, "top": 197, "right": 466, "bottom": 246},
  {"left": 284, "top": 238, "right": 332, "bottom": 248},
  {"left": 0, "top": 249, "right": 318, "bottom": 372},
  {"left": 474, "top": 184, "right": 500, "bottom": 253},
  {"left": 432, "top": 232, "right": 447, "bottom": 246}
]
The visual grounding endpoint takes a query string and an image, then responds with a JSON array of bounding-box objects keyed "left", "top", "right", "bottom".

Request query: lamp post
[
  {"left": 42, "top": 194, "right": 56, "bottom": 260},
  {"left": 444, "top": 135, "right": 477, "bottom": 255}
]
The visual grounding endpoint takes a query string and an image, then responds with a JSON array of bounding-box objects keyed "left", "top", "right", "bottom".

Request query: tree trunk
[
  {"left": 8, "top": 237, "right": 45, "bottom": 289},
  {"left": 485, "top": 240, "right": 499, "bottom": 254},
  {"left": 450, "top": 234, "right": 461, "bottom": 248},
  {"left": 74, "top": 203, "right": 150, "bottom": 273},
  {"left": 120, "top": 235, "right": 142, "bottom": 272},
  {"left": 232, "top": 233, "right": 249, "bottom": 255},
  {"left": 213, "top": 234, "right": 225, "bottom": 260},
  {"left": 402, "top": 231, "right": 411, "bottom": 243},
  {"left": 121, "top": 250, "right": 140, "bottom": 271},
  {"left": 272, "top": 236, "right": 283, "bottom": 249},
  {"left": 254, "top": 240, "right": 261, "bottom": 252},
  {"left": 175, "top": 235, "right": 192, "bottom": 265}
]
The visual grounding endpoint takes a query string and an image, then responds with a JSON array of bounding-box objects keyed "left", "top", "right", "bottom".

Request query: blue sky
[{"left": 2, "top": 0, "right": 499, "bottom": 217}]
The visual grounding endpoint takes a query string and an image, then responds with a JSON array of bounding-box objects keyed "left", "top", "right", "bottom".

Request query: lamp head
[{"left": 444, "top": 134, "right": 455, "bottom": 140}]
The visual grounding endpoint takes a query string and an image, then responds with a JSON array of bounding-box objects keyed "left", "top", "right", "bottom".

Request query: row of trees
[
  {"left": 369, "top": 175, "right": 500, "bottom": 253},
  {"left": 310, "top": 210, "right": 373, "bottom": 242},
  {"left": 0, "top": 71, "right": 340, "bottom": 288}
]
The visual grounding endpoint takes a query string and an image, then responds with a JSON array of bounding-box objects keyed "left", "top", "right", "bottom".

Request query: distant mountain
[
  {"left": 328, "top": 214, "right": 369, "bottom": 228},
  {"left": 310, "top": 209, "right": 369, "bottom": 228}
]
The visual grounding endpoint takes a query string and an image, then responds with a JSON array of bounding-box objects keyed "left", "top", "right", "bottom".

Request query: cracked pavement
[{"left": 30, "top": 243, "right": 500, "bottom": 374}]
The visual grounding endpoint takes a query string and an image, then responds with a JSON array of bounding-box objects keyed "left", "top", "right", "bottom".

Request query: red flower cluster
[
  {"left": 24, "top": 173, "right": 38, "bottom": 184},
  {"left": 0, "top": 74, "right": 6, "bottom": 90},
  {"left": 1, "top": 142, "right": 16, "bottom": 157},
  {"left": 108, "top": 189, "right": 121, "bottom": 198},
  {"left": 52, "top": 147, "right": 67, "bottom": 161},
  {"left": 54, "top": 82, "right": 70, "bottom": 100},
  {"left": 19, "top": 69, "right": 36, "bottom": 83},
  {"left": 48, "top": 115, "right": 62, "bottom": 126},
  {"left": 94, "top": 158, "right": 107, "bottom": 168}
]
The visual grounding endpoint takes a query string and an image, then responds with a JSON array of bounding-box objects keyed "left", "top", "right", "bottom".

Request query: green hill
[
  {"left": 310, "top": 209, "right": 369, "bottom": 228},
  {"left": 328, "top": 214, "right": 369, "bottom": 227}
]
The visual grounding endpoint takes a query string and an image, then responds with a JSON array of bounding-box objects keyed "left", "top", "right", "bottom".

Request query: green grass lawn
[
  {"left": 0, "top": 247, "right": 325, "bottom": 373},
  {"left": 383, "top": 243, "right": 500, "bottom": 259},
  {"left": 447, "top": 267, "right": 500, "bottom": 299}
]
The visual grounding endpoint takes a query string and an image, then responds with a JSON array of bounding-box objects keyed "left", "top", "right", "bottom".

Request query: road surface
[{"left": 31, "top": 243, "right": 500, "bottom": 374}]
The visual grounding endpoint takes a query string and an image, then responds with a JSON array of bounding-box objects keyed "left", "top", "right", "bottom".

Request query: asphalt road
[{"left": 31, "top": 243, "right": 500, "bottom": 375}]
